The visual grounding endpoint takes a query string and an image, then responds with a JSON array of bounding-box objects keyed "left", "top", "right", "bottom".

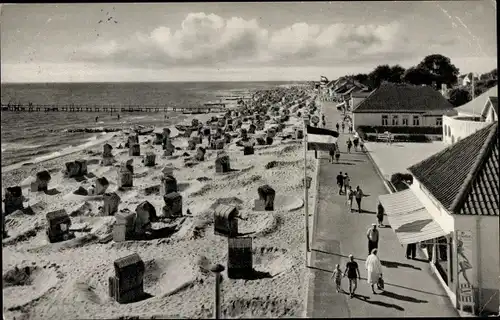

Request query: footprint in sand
[{"left": 2, "top": 264, "right": 60, "bottom": 311}]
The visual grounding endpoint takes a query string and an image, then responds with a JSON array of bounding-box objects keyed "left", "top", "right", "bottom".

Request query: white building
[
  {"left": 459, "top": 73, "right": 480, "bottom": 87},
  {"left": 443, "top": 86, "right": 498, "bottom": 145},
  {"left": 352, "top": 83, "right": 456, "bottom": 130},
  {"left": 379, "top": 122, "right": 499, "bottom": 316}
]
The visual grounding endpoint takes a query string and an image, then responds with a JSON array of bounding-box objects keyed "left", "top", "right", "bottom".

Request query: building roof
[
  {"left": 408, "top": 122, "right": 498, "bottom": 216},
  {"left": 488, "top": 96, "right": 498, "bottom": 115},
  {"left": 335, "top": 84, "right": 351, "bottom": 94},
  {"left": 352, "top": 83, "right": 455, "bottom": 113},
  {"left": 352, "top": 90, "right": 373, "bottom": 98},
  {"left": 456, "top": 85, "right": 498, "bottom": 116},
  {"left": 325, "top": 80, "right": 336, "bottom": 88},
  {"left": 342, "top": 86, "right": 357, "bottom": 96}
]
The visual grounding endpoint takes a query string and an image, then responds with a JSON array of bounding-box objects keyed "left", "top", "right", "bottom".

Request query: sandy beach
[{"left": 2, "top": 87, "right": 320, "bottom": 319}]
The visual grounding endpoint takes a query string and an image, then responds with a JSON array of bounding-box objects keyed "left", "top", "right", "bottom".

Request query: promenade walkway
[{"left": 305, "top": 102, "right": 458, "bottom": 318}]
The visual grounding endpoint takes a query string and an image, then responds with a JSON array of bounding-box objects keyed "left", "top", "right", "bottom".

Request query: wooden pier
[{"left": 0, "top": 103, "right": 227, "bottom": 113}]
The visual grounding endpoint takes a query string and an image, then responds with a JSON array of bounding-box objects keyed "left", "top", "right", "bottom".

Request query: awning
[{"left": 378, "top": 189, "right": 448, "bottom": 245}]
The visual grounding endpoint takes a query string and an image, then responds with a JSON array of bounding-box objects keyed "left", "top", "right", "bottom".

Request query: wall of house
[
  {"left": 485, "top": 106, "right": 497, "bottom": 122},
  {"left": 442, "top": 115, "right": 490, "bottom": 145},
  {"left": 350, "top": 97, "right": 366, "bottom": 110},
  {"left": 421, "top": 116, "right": 443, "bottom": 127},
  {"left": 412, "top": 178, "right": 500, "bottom": 314},
  {"left": 454, "top": 215, "right": 500, "bottom": 314},
  {"left": 353, "top": 112, "right": 441, "bottom": 128},
  {"left": 410, "top": 179, "right": 455, "bottom": 232}
]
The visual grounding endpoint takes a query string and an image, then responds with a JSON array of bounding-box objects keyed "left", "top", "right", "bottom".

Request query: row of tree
[{"left": 346, "top": 54, "right": 497, "bottom": 107}]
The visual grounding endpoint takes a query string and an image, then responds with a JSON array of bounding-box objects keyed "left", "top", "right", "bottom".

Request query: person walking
[
  {"left": 341, "top": 122, "right": 345, "bottom": 133},
  {"left": 353, "top": 136, "right": 359, "bottom": 151},
  {"left": 336, "top": 122, "right": 340, "bottom": 132},
  {"left": 366, "top": 224, "right": 379, "bottom": 255},
  {"left": 343, "top": 254, "right": 361, "bottom": 298},
  {"left": 354, "top": 186, "right": 365, "bottom": 212},
  {"left": 331, "top": 264, "right": 343, "bottom": 293},
  {"left": 343, "top": 173, "right": 350, "bottom": 194},
  {"left": 329, "top": 145, "right": 336, "bottom": 163},
  {"left": 406, "top": 243, "right": 417, "bottom": 259},
  {"left": 365, "top": 249, "right": 383, "bottom": 294},
  {"left": 346, "top": 138, "right": 353, "bottom": 153},
  {"left": 376, "top": 202, "right": 384, "bottom": 227},
  {"left": 335, "top": 149, "right": 340, "bottom": 163},
  {"left": 346, "top": 186, "right": 354, "bottom": 212},
  {"left": 336, "top": 172, "right": 344, "bottom": 195},
  {"left": 349, "top": 125, "right": 353, "bottom": 134},
  {"left": 359, "top": 140, "right": 364, "bottom": 152}
]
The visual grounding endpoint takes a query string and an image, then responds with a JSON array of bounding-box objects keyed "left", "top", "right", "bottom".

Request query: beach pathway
[{"left": 305, "top": 102, "right": 458, "bottom": 318}]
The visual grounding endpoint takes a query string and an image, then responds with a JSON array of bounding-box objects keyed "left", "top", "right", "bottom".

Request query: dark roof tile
[
  {"left": 408, "top": 122, "right": 498, "bottom": 216},
  {"left": 353, "top": 83, "right": 455, "bottom": 113}
]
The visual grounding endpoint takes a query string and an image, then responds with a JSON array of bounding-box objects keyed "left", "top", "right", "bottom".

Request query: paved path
[{"left": 306, "top": 102, "right": 458, "bottom": 318}]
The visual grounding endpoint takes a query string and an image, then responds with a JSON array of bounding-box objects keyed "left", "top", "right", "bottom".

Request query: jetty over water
[{"left": 0, "top": 103, "right": 227, "bottom": 113}]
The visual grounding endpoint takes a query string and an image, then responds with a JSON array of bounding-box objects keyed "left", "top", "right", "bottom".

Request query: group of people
[
  {"left": 331, "top": 225, "right": 383, "bottom": 298},
  {"left": 335, "top": 120, "right": 353, "bottom": 134},
  {"left": 324, "top": 111, "right": 385, "bottom": 299},
  {"left": 335, "top": 171, "right": 366, "bottom": 213},
  {"left": 331, "top": 248, "right": 384, "bottom": 298},
  {"left": 328, "top": 121, "right": 364, "bottom": 164},
  {"left": 346, "top": 136, "right": 363, "bottom": 153}
]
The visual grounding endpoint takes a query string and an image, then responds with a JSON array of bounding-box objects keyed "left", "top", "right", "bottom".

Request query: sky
[{"left": 0, "top": 1, "right": 497, "bottom": 83}]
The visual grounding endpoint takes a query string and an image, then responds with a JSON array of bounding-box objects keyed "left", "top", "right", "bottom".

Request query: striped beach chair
[{"left": 458, "top": 283, "right": 475, "bottom": 315}]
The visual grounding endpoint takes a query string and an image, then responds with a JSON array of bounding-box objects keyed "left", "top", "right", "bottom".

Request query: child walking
[{"left": 331, "top": 264, "right": 343, "bottom": 293}]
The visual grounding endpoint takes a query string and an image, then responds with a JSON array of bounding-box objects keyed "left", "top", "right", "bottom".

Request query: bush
[
  {"left": 392, "top": 134, "right": 430, "bottom": 142},
  {"left": 355, "top": 126, "right": 367, "bottom": 140},
  {"left": 357, "top": 125, "right": 442, "bottom": 135},
  {"left": 390, "top": 172, "right": 413, "bottom": 189}
]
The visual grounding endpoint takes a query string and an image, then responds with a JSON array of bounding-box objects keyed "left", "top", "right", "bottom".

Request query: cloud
[{"left": 70, "top": 12, "right": 457, "bottom": 69}]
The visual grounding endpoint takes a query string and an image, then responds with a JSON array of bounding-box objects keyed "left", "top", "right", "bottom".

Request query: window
[
  {"left": 392, "top": 115, "right": 399, "bottom": 126},
  {"left": 413, "top": 115, "right": 420, "bottom": 126},
  {"left": 436, "top": 117, "right": 443, "bottom": 126},
  {"left": 381, "top": 115, "right": 388, "bottom": 125},
  {"left": 402, "top": 115, "right": 409, "bottom": 126}
]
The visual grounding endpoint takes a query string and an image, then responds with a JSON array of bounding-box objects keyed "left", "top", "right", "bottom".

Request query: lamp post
[
  {"left": 303, "top": 119, "right": 311, "bottom": 265},
  {"left": 210, "top": 264, "right": 225, "bottom": 319}
]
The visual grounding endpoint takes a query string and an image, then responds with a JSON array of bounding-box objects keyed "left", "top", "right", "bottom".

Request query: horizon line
[{"left": 0, "top": 79, "right": 313, "bottom": 85}]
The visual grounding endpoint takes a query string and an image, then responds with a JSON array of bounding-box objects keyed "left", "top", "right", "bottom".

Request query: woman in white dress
[{"left": 365, "top": 248, "right": 383, "bottom": 294}]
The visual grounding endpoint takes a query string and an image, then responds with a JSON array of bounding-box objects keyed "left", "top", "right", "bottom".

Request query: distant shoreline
[{"left": 1, "top": 80, "right": 309, "bottom": 85}]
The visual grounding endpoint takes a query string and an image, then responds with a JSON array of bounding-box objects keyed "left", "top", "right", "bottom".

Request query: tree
[
  {"left": 402, "top": 67, "right": 433, "bottom": 86},
  {"left": 480, "top": 68, "right": 497, "bottom": 81},
  {"left": 448, "top": 88, "right": 471, "bottom": 107},
  {"left": 490, "top": 68, "right": 498, "bottom": 80},
  {"left": 368, "top": 65, "right": 393, "bottom": 88},
  {"left": 389, "top": 65, "right": 405, "bottom": 83},
  {"left": 416, "top": 54, "right": 460, "bottom": 88},
  {"left": 352, "top": 73, "right": 370, "bottom": 87},
  {"left": 366, "top": 64, "right": 406, "bottom": 88}
]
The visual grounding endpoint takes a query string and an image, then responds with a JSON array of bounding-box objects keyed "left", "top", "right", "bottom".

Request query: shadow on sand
[
  {"left": 230, "top": 268, "right": 273, "bottom": 280},
  {"left": 44, "top": 188, "right": 61, "bottom": 195}
]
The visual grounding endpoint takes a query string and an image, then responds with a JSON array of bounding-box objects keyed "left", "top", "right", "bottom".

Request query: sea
[{"left": 1, "top": 81, "right": 300, "bottom": 167}]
